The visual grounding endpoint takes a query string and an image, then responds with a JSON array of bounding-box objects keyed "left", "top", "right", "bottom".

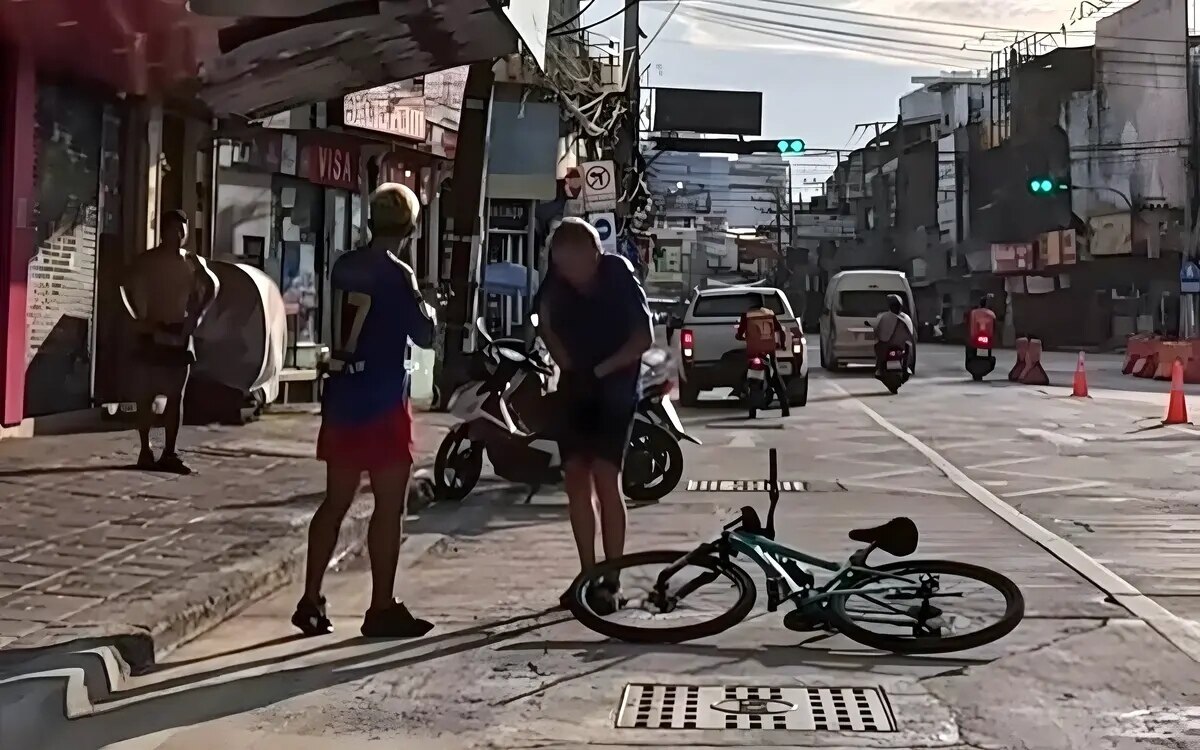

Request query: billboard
[{"left": 652, "top": 88, "right": 763, "bottom": 136}]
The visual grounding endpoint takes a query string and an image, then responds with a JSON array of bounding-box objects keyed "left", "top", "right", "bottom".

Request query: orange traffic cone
[
  {"left": 1164, "top": 359, "right": 1190, "bottom": 425},
  {"left": 1072, "top": 351, "right": 1089, "bottom": 398}
]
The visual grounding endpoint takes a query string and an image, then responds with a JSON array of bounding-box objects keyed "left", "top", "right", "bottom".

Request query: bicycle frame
[{"left": 725, "top": 530, "right": 921, "bottom": 615}]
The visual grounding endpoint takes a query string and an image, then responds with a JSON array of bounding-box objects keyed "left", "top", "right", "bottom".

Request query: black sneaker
[
  {"left": 156, "top": 452, "right": 192, "bottom": 476},
  {"left": 584, "top": 579, "right": 623, "bottom": 617},
  {"left": 291, "top": 595, "right": 333, "bottom": 637},
  {"left": 361, "top": 601, "right": 434, "bottom": 638}
]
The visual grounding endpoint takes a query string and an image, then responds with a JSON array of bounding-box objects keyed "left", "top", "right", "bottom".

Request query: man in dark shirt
[{"left": 539, "top": 217, "right": 653, "bottom": 613}]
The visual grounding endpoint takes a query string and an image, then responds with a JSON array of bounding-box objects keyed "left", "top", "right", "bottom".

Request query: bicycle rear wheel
[
  {"left": 566, "top": 550, "right": 756, "bottom": 644},
  {"left": 828, "top": 559, "right": 1024, "bottom": 654}
]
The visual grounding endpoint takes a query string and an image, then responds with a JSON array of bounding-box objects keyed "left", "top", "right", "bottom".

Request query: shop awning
[{"left": 0, "top": 0, "right": 550, "bottom": 118}]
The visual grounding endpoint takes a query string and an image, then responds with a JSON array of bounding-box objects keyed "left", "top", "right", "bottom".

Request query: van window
[
  {"left": 837, "top": 290, "right": 908, "bottom": 318},
  {"left": 693, "top": 293, "right": 786, "bottom": 318}
]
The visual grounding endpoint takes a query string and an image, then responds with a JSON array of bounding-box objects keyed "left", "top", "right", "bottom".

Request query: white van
[{"left": 819, "top": 270, "right": 916, "bottom": 371}]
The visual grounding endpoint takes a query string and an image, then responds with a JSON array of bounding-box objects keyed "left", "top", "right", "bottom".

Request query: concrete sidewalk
[{"left": 0, "top": 408, "right": 456, "bottom": 671}]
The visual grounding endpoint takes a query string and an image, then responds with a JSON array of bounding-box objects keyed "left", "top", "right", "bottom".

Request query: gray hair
[{"left": 548, "top": 216, "right": 602, "bottom": 252}]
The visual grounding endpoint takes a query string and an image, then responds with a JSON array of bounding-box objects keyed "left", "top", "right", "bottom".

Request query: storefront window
[{"left": 275, "top": 180, "right": 324, "bottom": 366}]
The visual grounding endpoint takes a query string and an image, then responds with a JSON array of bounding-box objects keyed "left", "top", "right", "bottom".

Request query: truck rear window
[
  {"left": 692, "top": 293, "right": 787, "bottom": 318},
  {"left": 837, "top": 290, "right": 908, "bottom": 318}
]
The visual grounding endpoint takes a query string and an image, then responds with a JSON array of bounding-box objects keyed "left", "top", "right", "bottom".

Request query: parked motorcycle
[
  {"left": 876, "top": 346, "right": 911, "bottom": 394},
  {"left": 434, "top": 319, "right": 687, "bottom": 504},
  {"left": 964, "top": 330, "right": 996, "bottom": 382}
]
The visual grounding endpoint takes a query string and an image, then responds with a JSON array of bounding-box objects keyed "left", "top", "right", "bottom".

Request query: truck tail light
[
  {"left": 681, "top": 329, "right": 694, "bottom": 360},
  {"left": 791, "top": 326, "right": 803, "bottom": 355}
]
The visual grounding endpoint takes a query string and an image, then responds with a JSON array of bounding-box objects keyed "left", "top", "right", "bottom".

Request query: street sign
[
  {"left": 591, "top": 212, "right": 616, "bottom": 252},
  {"left": 564, "top": 166, "right": 583, "bottom": 199},
  {"left": 1182, "top": 261, "right": 1200, "bottom": 294},
  {"left": 581, "top": 160, "right": 616, "bottom": 211}
]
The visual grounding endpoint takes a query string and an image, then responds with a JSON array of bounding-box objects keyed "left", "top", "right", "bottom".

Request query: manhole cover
[
  {"left": 687, "top": 479, "right": 805, "bottom": 492},
  {"left": 615, "top": 684, "right": 896, "bottom": 731}
]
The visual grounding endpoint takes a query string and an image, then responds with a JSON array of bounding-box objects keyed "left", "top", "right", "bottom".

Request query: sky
[{"left": 569, "top": 0, "right": 1148, "bottom": 192}]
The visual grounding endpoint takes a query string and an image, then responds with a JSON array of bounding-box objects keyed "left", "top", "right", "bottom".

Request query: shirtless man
[{"left": 121, "top": 210, "right": 219, "bottom": 474}]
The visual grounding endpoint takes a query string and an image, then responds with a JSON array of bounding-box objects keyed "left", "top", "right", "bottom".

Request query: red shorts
[{"left": 316, "top": 401, "right": 414, "bottom": 472}]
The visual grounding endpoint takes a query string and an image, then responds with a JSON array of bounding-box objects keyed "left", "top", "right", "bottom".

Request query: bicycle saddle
[{"left": 848, "top": 516, "right": 918, "bottom": 557}]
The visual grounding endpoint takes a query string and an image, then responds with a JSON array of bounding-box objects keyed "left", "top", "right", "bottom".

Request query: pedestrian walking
[
  {"left": 121, "top": 209, "right": 219, "bottom": 475},
  {"left": 538, "top": 217, "right": 653, "bottom": 614},
  {"left": 293, "top": 183, "right": 438, "bottom": 639}
]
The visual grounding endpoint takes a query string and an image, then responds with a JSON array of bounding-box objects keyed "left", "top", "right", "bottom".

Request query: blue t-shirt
[
  {"left": 321, "top": 247, "right": 435, "bottom": 426},
  {"left": 545, "top": 253, "right": 652, "bottom": 400}
]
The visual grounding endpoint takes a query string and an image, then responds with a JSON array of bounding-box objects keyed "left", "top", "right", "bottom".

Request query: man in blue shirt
[
  {"left": 539, "top": 218, "right": 653, "bottom": 613},
  {"left": 293, "top": 183, "right": 437, "bottom": 639}
]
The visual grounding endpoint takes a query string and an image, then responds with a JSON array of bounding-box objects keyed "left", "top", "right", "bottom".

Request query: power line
[
  {"left": 550, "top": 0, "right": 639, "bottom": 37},
  {"left": 680, "top": 4, "right": 992, "bottom": 55},
  {"left": 642, "top": 1, "right": 683, "bottom": 59},
  {"left": 676, "top": 7, "right": 987, "bottom": 67},
  {"left": 687, "top": 0, "right": 1018, "bottom": 42},
  {"left": 646, "top": 0, "right": 1035, "bottom": 33}
]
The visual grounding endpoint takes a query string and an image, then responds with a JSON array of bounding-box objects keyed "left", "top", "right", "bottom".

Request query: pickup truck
[{"left": 668, "top": 286, "right": 809, "bottom": 407}]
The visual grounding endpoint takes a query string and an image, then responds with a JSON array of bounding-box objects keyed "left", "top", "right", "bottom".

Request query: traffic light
[
  {"left": 649, "top": 137, "right": 807, "bottom": 156},
  {"left": 776, "top": 139, "right": 807, "bottom": 155},
  {"left": 1028, "top": 176, "right": 1070, "bottom": 195}
]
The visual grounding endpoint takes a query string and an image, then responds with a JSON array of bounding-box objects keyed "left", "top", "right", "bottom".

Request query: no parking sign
[{"left": 591, "top": 212, "right": 616, "bottom": 252}]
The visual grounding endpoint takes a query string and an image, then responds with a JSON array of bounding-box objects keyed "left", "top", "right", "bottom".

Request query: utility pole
[
  {"left": 1182, "top": 0, "right": 1198, "bottom": 338},
  {"left": 618, "top": 0, "right": 641, "bottom": 236}
]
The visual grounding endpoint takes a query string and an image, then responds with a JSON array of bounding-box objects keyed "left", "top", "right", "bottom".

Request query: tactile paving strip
[{"left": 615, "top": 684, "right": 896, "bottom": 731}]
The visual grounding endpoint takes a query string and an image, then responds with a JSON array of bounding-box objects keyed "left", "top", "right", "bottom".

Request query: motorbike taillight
[
  {"left": 749, "top": 356, "right": 766, "bottom": 370},
  {"left": 975, "top": 334, "right": 991, "bottom": 347}
]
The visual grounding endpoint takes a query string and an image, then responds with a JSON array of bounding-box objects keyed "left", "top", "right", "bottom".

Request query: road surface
[{"left": 48, "top": 343, "right": 1200, "bottom": 749}]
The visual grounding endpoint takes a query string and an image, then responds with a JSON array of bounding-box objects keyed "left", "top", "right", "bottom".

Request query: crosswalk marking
[{"left": 686, "top": 480, "right": 805, "bottom": 492}]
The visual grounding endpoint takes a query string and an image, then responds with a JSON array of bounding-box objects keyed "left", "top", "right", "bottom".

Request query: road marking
[
  {"left": 966, "top": 456, "right": 1046, "bottom": 470},
  {"left": 843, "top": 467, "right": 932, "bottom": 481},
  {"left": 727, "top": 430, "right": 757, "bottom": 448},
  {"left": 839, "top": 481, "right": 964, "bottom": 499},
  {"left": 825, "top": 381, "right": 1200, "bottom": 663},
  {"left": 1001, "top": 481, "right": 1109, "bottom": 499}
]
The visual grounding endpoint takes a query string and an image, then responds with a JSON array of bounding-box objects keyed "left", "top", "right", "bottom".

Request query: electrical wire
[
  {"left": 680, "top": 4, "right": 992, "bottom": 55},
  {"left": 675, "top": 6, "right": 987, "bottom": 68},
  {"left": 641, "top": 0, "right": 682, "bottom": 61},
  {"left": 548, "top": 0, "right": 598, "bottom": 33},
  {"left": 549, "top": 0, "right": 639, "bottom": 37},
  {"left": 647, "top": 0, "right": 1037, "bottom": 34}
]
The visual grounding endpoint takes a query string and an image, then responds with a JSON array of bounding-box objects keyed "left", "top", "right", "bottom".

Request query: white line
[
  {"left": 824, "top": 381, "right": 1200, "bottom": 663},
  {"left": 843, "top": 466, "right": 933, "bottom": 481},
  {"left": 839, "top": 481, "right": 964, "bottom": 499},
  {"left": 965, "top": 456, "right": 1046, "bottom": 471},
  {"left": 1000, "top": 481, "right": 1109, "bottom": 499}
]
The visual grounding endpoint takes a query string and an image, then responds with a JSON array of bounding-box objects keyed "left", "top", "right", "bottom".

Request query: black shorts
[{"left": 556, "top": 373, "right": 637, "bottom": 468}]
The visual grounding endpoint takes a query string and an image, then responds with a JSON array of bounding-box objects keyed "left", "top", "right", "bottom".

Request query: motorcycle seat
[{"left": 847, "top": 516, "right": 918, "bottom": 556}]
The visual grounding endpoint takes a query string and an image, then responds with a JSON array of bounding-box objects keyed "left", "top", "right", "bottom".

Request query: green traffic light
[
  {"left": 776, "top": 139, "right": 806, "bottom": 155},
  {"left": 1029, "top": 179, "right": 1041, "bottom": 193}
]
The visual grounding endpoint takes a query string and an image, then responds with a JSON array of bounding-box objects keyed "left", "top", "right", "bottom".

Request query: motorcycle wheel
[
  {"left": 623, "top": 422, "right": 684, "bottom": 502},
  {"left": 433, "top": 425, "right": 484, "bottom": 502}
]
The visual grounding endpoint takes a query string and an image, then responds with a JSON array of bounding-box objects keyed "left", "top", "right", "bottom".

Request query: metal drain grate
[
  {"left": 687, "top": 479, "right": 805, "bottom": 492},
  {"left": 615, "top": 684, "right": 896, "bottom": 731}
]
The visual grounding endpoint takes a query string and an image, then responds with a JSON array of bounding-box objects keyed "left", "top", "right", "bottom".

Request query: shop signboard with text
[
  {"left": 343, "top": 86, "right": 427, "bottom": 142},
  {"left": 990, "top": 242, "right": 1033, "bottom": 273},
  {"left": 299, "top": 135, "right": 359, "bottom": 191}
]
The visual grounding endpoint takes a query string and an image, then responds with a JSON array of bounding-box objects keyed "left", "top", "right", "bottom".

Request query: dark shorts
[
  {"left": 134, "top": 334, "right": 193, "bottom": 400},
  {"left": 557, "top": 373, "right": 637, "bottom": 468}
]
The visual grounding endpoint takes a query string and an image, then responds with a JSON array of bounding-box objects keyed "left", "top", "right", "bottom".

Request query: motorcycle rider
[
  {"left": 873, "top": 294, "right": 915, "bottom": 375},
  {"left": 736, "top": 301, "right": 790, "bottom": 417}
]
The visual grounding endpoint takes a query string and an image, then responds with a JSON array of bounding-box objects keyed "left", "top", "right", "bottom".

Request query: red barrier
[
  {"left": 1135, "top": 351, "right": 1159, "bottom": 378},
  {"left": 1009, "top": 337, "right": 1028, "bottom": 382},
  {"left": 1018, "top": 338, "right": 1050, "bottom": 385}
]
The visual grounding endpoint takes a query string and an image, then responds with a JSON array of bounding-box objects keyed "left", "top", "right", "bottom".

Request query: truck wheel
[{"left": 679, "top": 383, "right": 700, "bottom": 407}]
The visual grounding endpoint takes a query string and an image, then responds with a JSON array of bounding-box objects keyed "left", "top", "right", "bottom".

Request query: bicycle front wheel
[
  {"left": 828, "top": 559, "right": 1024, "bottom": 654},
  {"left": 566, "top": 550, "right": 757, "bottom": 644}
]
